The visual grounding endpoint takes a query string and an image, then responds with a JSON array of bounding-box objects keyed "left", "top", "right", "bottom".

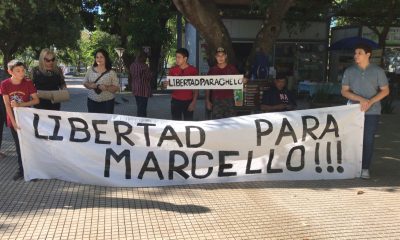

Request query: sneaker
[
  {"left": 12, "top": 171, "right": 24, "bottom": 181},
  {"left": 360, "top": 169, "right": 370, "bottom": 179}
]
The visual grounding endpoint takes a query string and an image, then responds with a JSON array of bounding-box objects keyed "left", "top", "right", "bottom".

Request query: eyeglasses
[{"left": 44, "top": 57, "right": 55, "bottom": 62}]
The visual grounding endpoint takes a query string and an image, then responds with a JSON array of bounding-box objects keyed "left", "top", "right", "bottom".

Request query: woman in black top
[{"left": 32, "top": 48, "right": 67, "bottom": 110}]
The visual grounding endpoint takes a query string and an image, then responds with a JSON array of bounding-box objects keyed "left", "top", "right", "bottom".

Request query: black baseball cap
[
  {"left": 176, "top": 48, "right": 189, "bottom": 58},
  {"left": 275, "top": 73, "right": 287, "bottom": 80}
]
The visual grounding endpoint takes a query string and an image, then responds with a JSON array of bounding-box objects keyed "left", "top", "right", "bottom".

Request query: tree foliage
[
  {"left": 81, "top": 30, "right": 121, "bottom": 63},
  {"left": 82, "top": 0, "right": 176, "bottom": 88},
  {"left": 0, "top": 0, "right": 82, "bottom": 69},
  {"left": 333, "top": 0, "right": 400, "bottom": 65},
  {"left": 57, "top": 30, "right": 121, "bottom": 72},
  {"left": 333, "top": 0, "right": 400, "bottom": 42}
]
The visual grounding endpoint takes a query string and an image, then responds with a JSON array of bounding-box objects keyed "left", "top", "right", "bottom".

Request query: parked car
[{"left": 64, "top": 71, "right": 76, "bottom": 76}]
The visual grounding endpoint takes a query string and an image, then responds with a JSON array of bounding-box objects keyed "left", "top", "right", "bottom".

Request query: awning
[{"left": 329, "top": 36, "right": 380, "bottom": 51}]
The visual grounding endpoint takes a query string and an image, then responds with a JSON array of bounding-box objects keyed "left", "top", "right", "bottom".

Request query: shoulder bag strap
[{"left": 94, "top": 70, "right": 110, "bottom": 84}]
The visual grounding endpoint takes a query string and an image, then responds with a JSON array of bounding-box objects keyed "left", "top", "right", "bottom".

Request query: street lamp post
[
  {"left": 115, "top": 47, "right": 125, "bottom": 59},
  {"left": 114, "top": 47, "right": 125, "bottom": 90}
]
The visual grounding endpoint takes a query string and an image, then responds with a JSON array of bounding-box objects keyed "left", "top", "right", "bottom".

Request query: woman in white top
[{"left": 83, "top": 49, "right": 119, "bottom": 114}]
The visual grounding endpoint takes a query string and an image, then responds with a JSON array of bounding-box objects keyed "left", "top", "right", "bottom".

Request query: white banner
[
  {"left": 166, "top": 75, "right": 244, "bottom": 89},
  {"left": 15, "top": 105, "right": 364, "bottom": 187}
]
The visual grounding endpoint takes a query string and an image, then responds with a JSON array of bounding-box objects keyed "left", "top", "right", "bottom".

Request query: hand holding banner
[{"left": 15, "top": 105, "right": 364, "bottom": 187}]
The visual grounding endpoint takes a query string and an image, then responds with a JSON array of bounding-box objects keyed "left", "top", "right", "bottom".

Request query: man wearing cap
[
  {"left": 205, "top": 47, "right": 239, "bottom": 119},
  {"left": 260, "top": 73, "right": 297, "bottom": 112}
]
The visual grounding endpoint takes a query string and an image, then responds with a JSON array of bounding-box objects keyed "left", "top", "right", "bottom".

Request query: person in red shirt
[
  {"left": 1, "top": 60, "right": 39, "bottom": 181},
  {"left": 167, "top": 48, "right": 199, "bottom": 120},
  {"left": 206, "top": 47, "right": 240, "bottom": 119}
]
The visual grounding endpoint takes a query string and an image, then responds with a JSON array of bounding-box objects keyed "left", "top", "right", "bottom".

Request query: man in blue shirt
[
  {"left": 341, "top": 43, "right": 390, "bottom": 179},
  {"left": 261, "top": 74, "right": 297, "bottom": 112}
]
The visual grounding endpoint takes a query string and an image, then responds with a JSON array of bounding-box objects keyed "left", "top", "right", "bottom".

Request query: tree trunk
[
  {"left": 77, "top": 55, "right": 81, "bottom": 73},
  {"left": 364, "top": 0, "right": 396, "bottom": 68},
  {"left": 148, "top": 16, "right": 170, "bottom": 90},
  {"left": 2, "top": 54, "right": 10, "bottom": 73},
  {"left": 244, "top": 0, "right": 295, "bottom": 78},
  {"left": 173, "top": 0, "right": 235, "bottom": 66},
  {"left": 122, "top": 52, "right": 135, "bottom": 91},
  {"left": 149, "top": 44, "right": 162, "bottom": 89},
  {"left": 378, "top": 33, "right": 387, "bottom": 68},
  {"left": 379, "top": 0, "right": 396, "bottom": 67}
]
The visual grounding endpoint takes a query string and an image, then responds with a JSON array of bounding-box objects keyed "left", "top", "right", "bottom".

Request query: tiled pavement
[{"left": 0, "top": 77, "right": 399, "bottom": 240}]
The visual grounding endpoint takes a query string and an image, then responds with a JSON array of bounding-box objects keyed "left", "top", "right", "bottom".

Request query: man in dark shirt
[{"left": 261, "top": 74, "right": 296, "bottom": 112}]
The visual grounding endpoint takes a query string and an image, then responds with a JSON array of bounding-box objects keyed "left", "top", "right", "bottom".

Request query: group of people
[
  {"left": 0, "top": 43, "right": 390, "bottom": 181},
  {"left": 130, "top": 47, "right": 245, "bottom": 120},
  {"left": 0, "top": 48, "right": 122, "bottom": 181},
  {"left": 129, "top": 44, "right": 390, "bottom": 180},
  {"left": 0, "top": 48, "right": 66, "bottom": 181},
  {"left": 129, "top": 46, "right": 298, "bottom": 120}
]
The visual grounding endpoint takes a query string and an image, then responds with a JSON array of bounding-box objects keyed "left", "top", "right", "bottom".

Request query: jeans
[
  {"left": 362, "top": 115, "right": 380, "bottom": 169},
  {"left": 171, "top": 98, "right": 193, "bottom": 121},
  {"left": 212, "top": 98, "right": 235, "bottom": 119},
  {"left": 135, "top": 96, "right": 149, "bottom": 117},
  {"left": 11, "top": 127, "right": 23, "bottom": 174},
  {"left": 87, "top": 98, "right": 115, "bottom": 114},
  {"left": 0, "top": 95, "right": 6, "bottom": 149}
]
